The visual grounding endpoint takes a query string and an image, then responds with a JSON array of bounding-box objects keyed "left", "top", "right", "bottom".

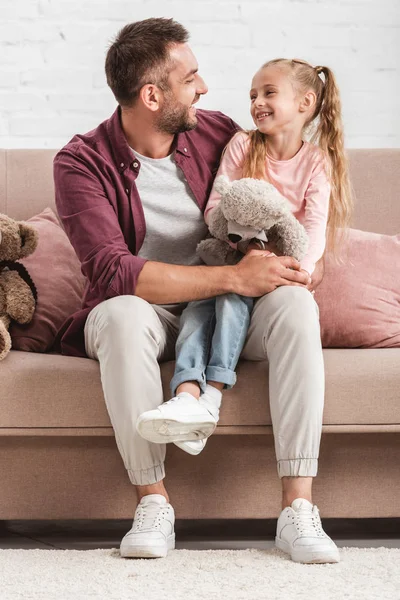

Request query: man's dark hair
[{"left": 105, "top": 18, "right": 189, "bottom": 107}]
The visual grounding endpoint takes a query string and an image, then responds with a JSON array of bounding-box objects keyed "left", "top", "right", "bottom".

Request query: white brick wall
[{"left": 0, "top": 0, "right": 399, "bottom": 148}]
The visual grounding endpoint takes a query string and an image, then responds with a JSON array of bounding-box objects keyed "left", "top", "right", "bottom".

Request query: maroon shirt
[{"left": 54, "top": 106, "right": 240, "bottom": 357}]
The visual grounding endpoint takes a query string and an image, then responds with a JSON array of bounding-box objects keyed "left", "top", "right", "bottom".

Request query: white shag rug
[{"left": 0, "top": 547, "right": 399, "bottom": 600}]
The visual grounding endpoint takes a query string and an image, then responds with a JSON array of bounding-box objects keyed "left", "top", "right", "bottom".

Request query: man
[{"left": 54, "top": 17, "right": 339, "bottom": 564}]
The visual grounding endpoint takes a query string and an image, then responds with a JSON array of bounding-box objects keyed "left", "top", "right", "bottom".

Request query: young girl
[{"left": 136, "top": 58, "right": 353, "bottom": 455}]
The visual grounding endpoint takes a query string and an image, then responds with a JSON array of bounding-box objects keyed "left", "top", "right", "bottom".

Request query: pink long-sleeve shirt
[{"left": 204, "top": 131, "right": 331, "bottom": 276}]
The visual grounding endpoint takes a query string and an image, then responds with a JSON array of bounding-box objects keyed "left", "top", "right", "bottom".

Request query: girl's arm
[
  {"left": 301, "top": 157, "right": 331, "bottom": 277},
  {"left": 204, "top": 131, "right": 249, "bottom": 225}
]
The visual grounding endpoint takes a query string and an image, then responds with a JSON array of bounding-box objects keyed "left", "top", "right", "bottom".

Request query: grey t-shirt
[{"left": 133, "top": 147, "right": 208, "bottom": 314}]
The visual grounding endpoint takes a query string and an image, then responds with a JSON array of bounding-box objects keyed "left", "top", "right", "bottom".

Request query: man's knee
[
  {"left": 88, "top": 295, "right": 159, "bottom": 336},
  {"left": 254, "top": 286, "right": 319, "bottom": 335},
  {"left": 273, "top": 285, "right": 317, "bottom": 311}
]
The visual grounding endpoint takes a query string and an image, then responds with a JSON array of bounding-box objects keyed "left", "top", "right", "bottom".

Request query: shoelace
[
  {"left": 133, "top": 504, "right": 169, "bottom": 532},
  {"left": 293, "top": 509, "right": 325, "bottom": 537}
]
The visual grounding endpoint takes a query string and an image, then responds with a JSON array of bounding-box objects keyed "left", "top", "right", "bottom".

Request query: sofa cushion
[
  {"left": 315, "top": 228, "right": 400, "bottom": 348},
  {"left": 1, "top": 349, "right": 399, "bottom": 428},
  {"left": 10, "top": 208, "right": 86, "bottom": 353}
]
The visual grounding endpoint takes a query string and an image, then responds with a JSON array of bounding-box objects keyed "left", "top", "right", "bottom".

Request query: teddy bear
[
  {"left": 0, "top": 214, "right": 39, "bottom": 361},
  {"left": 197, "top": 175, "right": 309, "bottom": 266}
]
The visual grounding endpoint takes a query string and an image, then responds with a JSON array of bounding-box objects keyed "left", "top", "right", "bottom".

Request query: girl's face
[{"left": 250, "top": 66, "right": 304, "bottom": 136}]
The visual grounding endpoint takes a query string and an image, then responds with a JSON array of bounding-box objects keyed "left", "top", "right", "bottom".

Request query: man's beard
[{"left": 156, "top": 92, "right": 198, "bottom": 135}]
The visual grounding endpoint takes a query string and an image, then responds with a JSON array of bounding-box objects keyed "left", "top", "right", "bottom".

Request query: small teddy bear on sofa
[
  {"left": 0, "top": 214, "right": 38, "bottom": 361},
  {"left": 197, "top": 175, "right": 309, "bottom": 266}
]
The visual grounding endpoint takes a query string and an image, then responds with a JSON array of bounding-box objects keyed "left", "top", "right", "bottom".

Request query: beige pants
[{"left": 84, "top": 286, "right": 324, "bottom": 486}]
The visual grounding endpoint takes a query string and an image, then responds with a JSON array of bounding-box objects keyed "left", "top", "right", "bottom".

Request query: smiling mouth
[
  {"left": 257, "top": 112, "right": 272, "bottom": 120},
  {"left": 190, "top": 97, "right": 200, "bottom": 113}
]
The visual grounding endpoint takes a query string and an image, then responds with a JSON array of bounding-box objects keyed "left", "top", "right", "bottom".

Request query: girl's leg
[
  {"left": 205, "top": 293, "right": 254, "bottom": 389},
  {"left": 170, "top": 298, "right": 216, "bottom": 397},
  {"left": 136, "top": 296, "right": 250, "bottom": 447},
  {"left": 206, "top": 381, "right": 224, "bottom": 392},
  {"left": 176, "top": 381, "right": 202, "bottom": 400},
  {"left": 176, "top": 380, "right": 223, "bottom": 397}
]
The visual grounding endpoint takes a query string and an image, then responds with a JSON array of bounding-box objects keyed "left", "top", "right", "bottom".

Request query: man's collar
[
  {"left": 106, "top": 106, "right": 135, "bottom": 173},
  {"left": 106, "top": 106, "right": 192, "bottom": 171},
  {"left": 173, "top": 131, "right": 192, "bottom": 158}
]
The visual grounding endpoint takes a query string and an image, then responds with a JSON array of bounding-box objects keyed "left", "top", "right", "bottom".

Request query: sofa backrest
[{"left": 0, "top": 148, "right": 399, "bottom": 234}]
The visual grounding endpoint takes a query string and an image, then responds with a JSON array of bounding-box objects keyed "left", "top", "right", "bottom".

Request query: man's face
[{"left": 156, "top": 43, "right": 208, "bottom": 135}]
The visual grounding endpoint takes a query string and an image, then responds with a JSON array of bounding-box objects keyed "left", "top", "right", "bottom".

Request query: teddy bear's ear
[
  {"left": 18, "top": 222, "right": 39, "bottom": 258},
  {"left": 214, "top": 175, "right": 231, "bottom": 196}
]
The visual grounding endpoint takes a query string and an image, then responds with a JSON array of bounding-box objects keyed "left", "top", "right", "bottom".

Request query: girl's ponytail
[{"left": 311, "top": 65, "right": 354, "bottom": 257}]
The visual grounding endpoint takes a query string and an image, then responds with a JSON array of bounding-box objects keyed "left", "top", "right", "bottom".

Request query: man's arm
[
  {"left": 135, "top": 251, "right": 310, "bottom": 304},
  {"left": 54, "top": 149, "right": 148, "bottom": 301}
]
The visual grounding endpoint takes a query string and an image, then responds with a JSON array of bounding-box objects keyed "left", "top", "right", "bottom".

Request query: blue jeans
[{"left": 170, "top": 293, "right": 254, "bottom": 396}]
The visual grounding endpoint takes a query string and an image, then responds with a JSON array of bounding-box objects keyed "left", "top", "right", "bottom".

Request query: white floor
[{"left": 1, "top": 519, "right": 399, "bottom": 550}]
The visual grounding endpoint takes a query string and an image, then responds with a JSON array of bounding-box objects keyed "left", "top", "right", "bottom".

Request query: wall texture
[{"left": 1, "top": 0, "right": 399, "bottom": 148}]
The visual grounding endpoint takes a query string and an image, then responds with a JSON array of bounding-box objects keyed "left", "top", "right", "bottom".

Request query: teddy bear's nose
[{"left": 228, "top": 233, "right": 242, "bottom": 243}]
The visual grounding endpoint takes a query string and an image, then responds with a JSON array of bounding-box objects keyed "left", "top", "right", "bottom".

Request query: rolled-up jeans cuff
[
  {"left": 277, "top": 458, "right": 318, "bottom": 478},
  {"left": 170, "top": 368, "right": 207, "bottom": 396},
  {"left": 205, "top": 366, "right": 236, "bottom": 389},
  {"left": 127, "top": 463, "right": 165, "bottom": 486}
]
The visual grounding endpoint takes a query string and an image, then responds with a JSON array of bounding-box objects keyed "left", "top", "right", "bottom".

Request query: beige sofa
[{"left": 0, "top": 148, "right": 399, "bottom": 520}]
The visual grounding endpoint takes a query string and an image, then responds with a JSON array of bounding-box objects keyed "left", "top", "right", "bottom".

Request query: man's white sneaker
[
  {"left": 174, "top": 438, "right": 207, "bottom": 455},
  {"left": 120, "top": 494, "right": 175, "bottom": 559},
  {"left": 275, "top": 498, "right": 340, "bottom": 564},
  {"left": 136, "top": 392, "right": 218, "bottom": 444}
]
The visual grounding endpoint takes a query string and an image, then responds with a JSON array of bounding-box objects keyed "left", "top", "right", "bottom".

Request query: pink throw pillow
[
  {"left": 314, "top": 228, "right": 400, "bottom": 348},
  {"left": 10, "top": 208, "right": 86, "bottom": 352}
]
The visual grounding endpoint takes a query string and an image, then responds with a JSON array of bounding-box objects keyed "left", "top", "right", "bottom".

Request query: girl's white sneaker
[
  {"left": 136, "top": 392, "right": 218, "bottom": 444},
  {"left": 174, "top": 438, "right": 207, "bottom": 455},
  {"left": 275, "top": 498, "right": 340, "bottom": 564}
]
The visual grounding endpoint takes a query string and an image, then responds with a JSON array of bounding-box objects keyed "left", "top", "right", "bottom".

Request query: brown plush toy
[{"left": 0, "top": 214, "right": 38, "bottom": 361}]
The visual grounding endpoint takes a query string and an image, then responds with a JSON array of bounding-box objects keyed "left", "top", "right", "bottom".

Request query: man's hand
[
  {"left": 233, "top": 250, "right": 309, "bottom": 297},
  {"left": 241, "top": 241, "right": 325, "bottom": 295}
]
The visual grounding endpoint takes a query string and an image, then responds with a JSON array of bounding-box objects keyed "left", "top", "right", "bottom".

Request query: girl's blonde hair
[{"left": 242, "top": 58, "right": 353, "bottom": 258}]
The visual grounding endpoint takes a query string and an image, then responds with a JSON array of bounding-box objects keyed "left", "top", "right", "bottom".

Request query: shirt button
[
  {"left": 133, "top": 162, "right": 139, "bottom": 168},
  {"left": 183, "top": 148, "right": 188, "bottom": 152},
  {"left": 120, "top": 162, "right": 124, "bottom": 168},
  {"left": 125, "top": 188, "right": 129, "bottom": 194}
]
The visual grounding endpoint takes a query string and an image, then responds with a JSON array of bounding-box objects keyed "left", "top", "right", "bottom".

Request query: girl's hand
[
  {"left": 239, "top": 240, "right": 282, "bottom": 256},
  {"left": 305, "top": 256, "right": 325, "bottom": 293},
  {"left": 301, "top": 269, "right": 312, "bottom": 289},
  {"left": 301, "top": 269, "right": 317, "bottom": 296}
]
